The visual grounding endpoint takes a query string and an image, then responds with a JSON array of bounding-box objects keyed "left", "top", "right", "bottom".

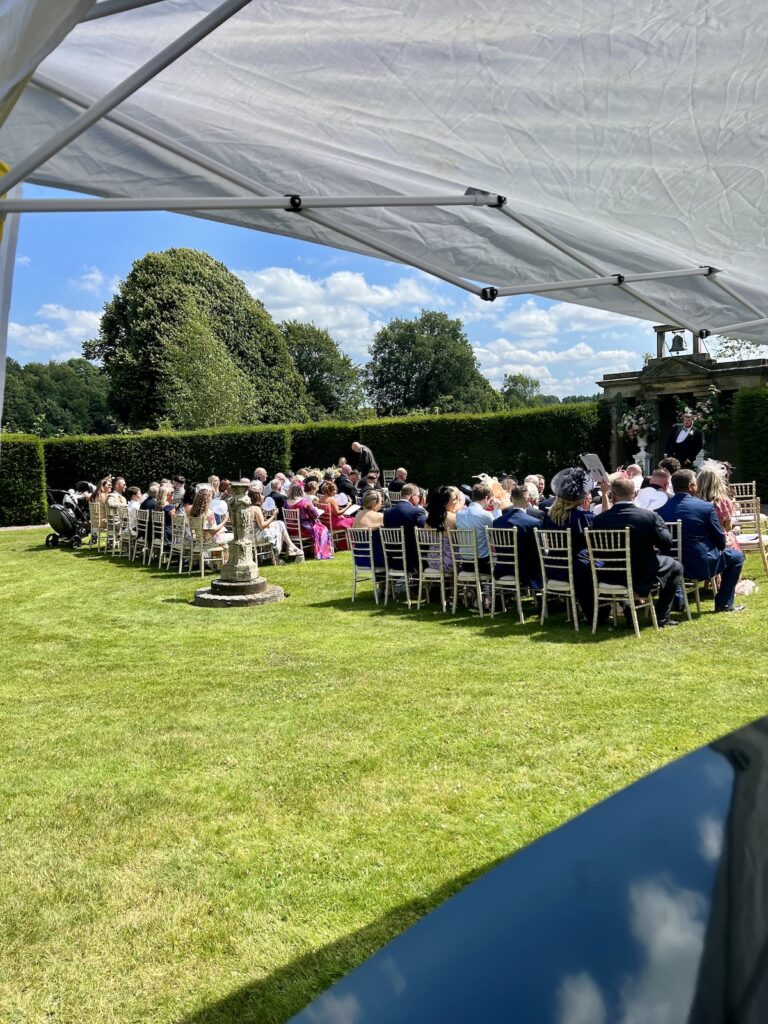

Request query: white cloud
[
  {"left": 69, "top": 264, "right": 106, "bottom": 294},
  {"left": 8, "top": 304, "right": 100, "bottom": 362},
  {"left": 558, "top": 973, "right": 607, "bottom": 1024},
  {"left": 14, "top": 254, "right": 31, "bottom": 267},
  {"left": 235, "top": 266, "right": 438, "bottom": 357}
]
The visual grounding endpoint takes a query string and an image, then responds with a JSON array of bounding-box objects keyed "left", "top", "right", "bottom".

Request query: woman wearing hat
[{"left": 542, "top": 467, "right": 608, "bottom": 623}]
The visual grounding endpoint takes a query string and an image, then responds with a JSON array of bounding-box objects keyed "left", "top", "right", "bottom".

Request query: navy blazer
[
  {"left": 592, "top": 501, "right": 673, "bottom": 594},
  {"left": 494, "top": 507, "right": 542, "bottom": 585},
  {"left": 659, "top": 493, "right": 726, "bottom": 580},
  {"left": 382, "top": 500, "right": 427, "bottom": 570}
]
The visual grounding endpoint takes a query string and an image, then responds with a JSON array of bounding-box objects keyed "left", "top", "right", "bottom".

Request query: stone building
[{"left": 597, "top": 327, "right": 768, "bottom": 469}]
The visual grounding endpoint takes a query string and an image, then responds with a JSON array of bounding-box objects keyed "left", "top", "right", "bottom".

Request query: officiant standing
[
  {"left": 664, "top": 410, "right": 702, "bottom": 468},
  {"left": 351, "top": 441, "right": 379, "bottom": 479}
]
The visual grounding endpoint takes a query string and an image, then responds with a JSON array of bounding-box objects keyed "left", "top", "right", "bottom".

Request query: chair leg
[
  {"left": 416, "top": 574, "right": 424, "bottom": 611},
  {"left": 629, "top": 602, "right": 641, "bottom": 638},
  {"left": 452, "top": 574, "right": 459, "bottom": 614},
  {"left": 384, "top": 572, "right": 390, "bottom": 606},
  {"left": 490, "top": 579, "right": 496, "bottom": 618},
  {"left": 404, "top": 577, "right": 412, "bottom": 610},
  {"left": 592, "top": 597, "right": 599, "bottom": 634},
  {"left": 476, "top": 582, "right": 483, "bottom": 618},
  {"left": 540, "top": 587, "right": 547, "bottom": 625},
  {"left": 648, "top": 597, "right": 659, "bottom": 630},
  {"left": 440, "top": 576, "right": 447, "bottom": 613},
  {"left": 571, "top": 593, "right": 580, "bottom": 632},
  {"left": 516, "top": 589, "right": 525, "bottom": 624}
]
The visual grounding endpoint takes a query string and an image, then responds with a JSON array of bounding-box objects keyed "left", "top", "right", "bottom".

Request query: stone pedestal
[{"left": 194, "top": 481, "right": 286, "bottom": 609}]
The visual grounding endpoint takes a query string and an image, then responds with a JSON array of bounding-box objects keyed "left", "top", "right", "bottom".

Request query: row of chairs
[
  {"left": 88, "top": 504, "right": 275, "bottom": 575},
  {"left": 347, "top": 520, "right": 721, "bottom": 638}
]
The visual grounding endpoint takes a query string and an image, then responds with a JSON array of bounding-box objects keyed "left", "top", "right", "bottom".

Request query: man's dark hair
[
  {"left": 172, "top": 474, "right": 186, "bottom": 485},
  {"left": 610, "top": 477, "right": 635, "bottom": 502},
  {"left": 509, "top": 483, "right": 529, "bottom": 505},
  {"left": 671, "top": 468, "right": 696, "bottom": 493},
  {"left": 659, "top": 457, "right": 680, "bottom": 475},
  {"left": 400, "top": 482, "right": 419, "bottom": 499},
  {"left": 471, "top": 482, "right": 492, "bottom": 502},
  {"left": 127, "top": 486, "right": 141, "bottom": 499}
]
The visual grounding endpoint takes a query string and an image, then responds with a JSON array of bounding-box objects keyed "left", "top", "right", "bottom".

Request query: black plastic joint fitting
[
  {"left": 286, "top": 194, "right": 302, "bottom": 211},
  {"left": 614, "top": 274, "right": 625, "bottom": 285},
  {"left": 481, "top": 287, "right": 499, "bottom": 302},
  {"left": 495, "top": 195, "right": 507, "bottom": 207},
  {"left": 699, "top": 329, "right": 710, "bottom": 339}
]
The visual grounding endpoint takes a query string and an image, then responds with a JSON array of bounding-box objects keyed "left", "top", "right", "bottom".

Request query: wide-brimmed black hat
[{"left": 551, "top": 467, "right": 593, "bottom": 501}]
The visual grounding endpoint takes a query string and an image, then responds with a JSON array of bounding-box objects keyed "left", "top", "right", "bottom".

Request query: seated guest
[
  {"left": 659, "top": 469, "right": 745, "bottom": 612},
  {"left": 219, "top": 479, "right": 232, "bottom": 499},
  {"left": 657, "top": 457, "right": 680, "bottom": 494},
  {"left": 592, "top": 476, "right": 683, "bottom": 628},
  {"left": 107, "top": 476, "right": 128, "bottom": 507},
  {"left": 455, "top": 482, "right": 495, "bottom": 574},
  {"left": 388, "top": 468, "right": 408, "bottom": 495},
  {"left": 317, "top": 480, "right": 355, "bottom": 549},
  {"left": 696, "top": 465, "right": 741, "bottom": 552},
  {"left": 425, "top": 485, "right": 463, "bottom": 570},
  {"left": 303, "top": 479, "right": 320, "bottom": 503},
  {"left": 92, "top": 477, "right": 113, "bottom": 504},
  {"left": 353, "top": 490, "right": 386, "bottom": 568},
  {"left": 542, "top": 467, "right": 599, "bottom": 622},
  {"left": 336, "top": 464, "right": 358, "bottom": 502},
  {"left": 382, "top": 482, "right": 427, "bottom": 571},
  {"left": 140, "top": 482, "right": 160, "bottom": 511},
  {"left": 177, "top": 484, "right": 196, "bottom": 518},
  {"left": 522, "top": 482, "right": 545, "bottom": 522},
  {"left": 494, "top": 483, "right": 542, "bottom": 588},
  {"left": 156, "top": 484, "right": 175, "bottom": 544},
  {"left": 625, "top": 464, "right": 644, "bottom": 494},
  {"left": 264, "top": 479, "right": 287, "bottom": 517},
  {"left": 171, "top": 474, "right": 186, "bottom": 504},
  {"left": 359, "top": 472, "right": 378, "bottom": 500},
  {"left": 207, "top": 475, "right": 221, "bottom": 499},
  {"left": 285, "top": 483, "right": 332, "bottom": 559},
  {"left": 253, "top": 467, "right": 268, "bottom": 487},
  {"left": 636, "top": 469, "right": 670, "bottom": 511},
  {"left": 190, "top": 488, "right": 233, "bottom": 557},
  {"left": 248, "top": 486, "right": 301, "bottom": 562}
]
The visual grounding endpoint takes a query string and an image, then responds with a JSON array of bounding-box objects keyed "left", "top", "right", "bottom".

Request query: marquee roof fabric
[{"left": 2, "top": 0, "right": 768, "bottom": 340}]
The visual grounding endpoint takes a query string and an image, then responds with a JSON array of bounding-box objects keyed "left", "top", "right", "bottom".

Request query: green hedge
[
  {"left": 0, "top": 434, "right": 47, "bottom": 526},
  {"left": 3, "top": 403, "right": 610, "bottom": 525},
  {"left": 44, "top": 425, "right": 291, "bottom": 491},
  {"left": 733, "top": 388, "right": 768, "bottom": 496},
  {"left": 360, "top": 402, "right": 610, "bottom": 489}
]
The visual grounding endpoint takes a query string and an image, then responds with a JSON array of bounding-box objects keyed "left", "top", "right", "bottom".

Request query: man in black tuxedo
[
  {"left": 595, "top": 476, "right": 683, "bottom": 627},
  {"left": 382, "top": 482, "right": 427, "bottom": 571},
  {"left": 351, "top": 441, "right": 379, "bottom": 477},
  {"left": 664, "top": 411, "right": 703, "bottom": 468}
]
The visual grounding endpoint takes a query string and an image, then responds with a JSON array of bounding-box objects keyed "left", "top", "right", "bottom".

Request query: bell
[{"left": 669, "top": 333, "right": 686, "bottom": 354}]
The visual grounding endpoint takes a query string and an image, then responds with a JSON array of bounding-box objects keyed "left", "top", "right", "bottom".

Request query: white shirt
[
  {"left": 676, "top": 427, "right": 692, "bottom": 443},
  {"left": 636, "top": 485, "right": 668, "bottom": 512}
]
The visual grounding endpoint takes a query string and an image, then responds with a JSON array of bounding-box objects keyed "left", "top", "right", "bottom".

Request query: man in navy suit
[
  {"left": 594, "top": 476, "right": 683, "bottom": 627},
  {"left": 495, "top": 483, "right": 542, "bottom": 588},
  {"left": 659, "top": 469, "right": 745, "bottom": 612},
  {"left": 382, "top": 482, "right": 427, "bottom": 571}
]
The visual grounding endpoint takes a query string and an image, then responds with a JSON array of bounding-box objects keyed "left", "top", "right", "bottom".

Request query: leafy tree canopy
[
  {"left": 363, "top": 309, "right": 503, "bottom": 416},
  {"left": 278, "top": 320, "right": 364, "bottom": 419},
  {"left": 2, "top": 357, "right": 116, "bottom": 436},
  {"left": 500, "top": 372, "right": 559, "bottom": 408},
  {"left": 84, "top": 248, "right": 310, "bottom": 429}
]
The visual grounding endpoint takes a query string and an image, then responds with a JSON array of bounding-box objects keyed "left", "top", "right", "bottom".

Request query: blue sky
[{"left": 7, "top": 184, "right": 656, "bottom": 397}]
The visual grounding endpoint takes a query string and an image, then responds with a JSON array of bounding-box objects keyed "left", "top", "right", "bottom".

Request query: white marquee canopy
[{"left": 2, "top": 0, "right": 768, "bottom": 419}]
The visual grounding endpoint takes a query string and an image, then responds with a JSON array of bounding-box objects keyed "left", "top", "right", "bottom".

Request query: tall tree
[
  {"left": 84, "top": 248, "right": 310, "bottom": 429},
  {"left": 363, "top": 310, "right": 503, "bottom": 416},
  {"left": 2, "top": 357, "right": 115, "bottom": 436},
  {"left": 500, "top": 372, "right": 560, "bottom": 408},
  {"left": 278, "top": 320, "right": 364, "bottom": 419}
]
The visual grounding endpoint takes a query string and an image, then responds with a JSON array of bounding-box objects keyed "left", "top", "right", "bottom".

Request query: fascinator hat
[{"left": 551, "top": 467, "right": 594, "bottom": 501}]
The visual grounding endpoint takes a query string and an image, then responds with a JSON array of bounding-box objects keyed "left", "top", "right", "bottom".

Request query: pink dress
[
  {"left": 288, "top": 497, "right": 333, "bottom": 559},
  {"left": 318, "top": 500, "right": 354, "bottom": 551},
  {"left": 714, "top": 496, "right": 741, "bottom": 552}
]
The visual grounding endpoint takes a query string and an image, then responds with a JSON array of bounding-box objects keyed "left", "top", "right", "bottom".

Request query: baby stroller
[{"left": 45, "top": 486, "right": 92, "bottom": 548}]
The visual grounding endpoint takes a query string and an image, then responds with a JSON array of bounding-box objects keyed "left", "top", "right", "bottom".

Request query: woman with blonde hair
[
  {"left": 190, "top": 487, "right": 234, "bottom": 554},
  {"left": 352, "top": 489, "right": 385, "bottom": 568},
  {"left": 697, "top": 465, "right": 740, "bottom": 551},
  {"left": 93, "top": 476, "right": 112, "bottom": 504}
]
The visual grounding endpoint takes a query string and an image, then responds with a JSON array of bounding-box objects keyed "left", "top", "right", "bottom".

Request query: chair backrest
[
  {"left": 348, "top": 527, "right": 376, "bottom": 567},
  {"left": 735, "top": 495, "right": 762, "bottom": 533},
  {"left": 317, "top": 504, "right": 334, "bottom": 532},
  {"left": 415, "top": 526, "right": 446, "bottom": 573},
  {"left": 89, "top": 500, "right": 106, "bottom": 529},
  {"left": 487, "top": 526, "right": 519, "bottom": 578},
  {"left": 106, "top": 504, "right": 121, "bottom": 529},
  {"left": 382, "top": 470, "right": 396, "bottom": 486},
  {"left": 664, "top": 520, "right": 684, "bottom": 562},
  {"left": 283, "top": 506, "right": 302, "bottom": 541},
  {"left": 731, "top": 480, "right": 756, "bottom": 501},
  {"left": 380, "top": 526, "right": 408, "bottom": 571},
  {"left": 135, "top": 508, "right": 150, "bottom": 539},
  {"left": 188, "top": 515, "right": 205, "bottom": 545},
  {"left": 447, "top": 527, "right": 481, "bottom": 571},
  {"left": 150, "top": 509, "right": 165, "bottom": 542},
  {"left": 584, "top": 528, "right": 633, "bottom": 590},
  {"left": 118, "top": 506, "right": 131, "bottom": 530},
  {"left": 170, "top": 514, "right": 186, "bottom": 547},
  {"left": 535, "top": 528, "right": 573, "bottom": 581}
]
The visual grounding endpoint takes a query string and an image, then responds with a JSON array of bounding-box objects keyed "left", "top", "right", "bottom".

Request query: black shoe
[
  {"left": 715, "top": 604, "right": 746, "bottom": 613},
  {"left": 657, "top": 618, "right": 680, "bottom": 628}
]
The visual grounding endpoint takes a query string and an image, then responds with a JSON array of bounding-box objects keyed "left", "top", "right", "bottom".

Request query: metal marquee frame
[{"left": 3, "top": 0, "right": 768, "bottom": 423}]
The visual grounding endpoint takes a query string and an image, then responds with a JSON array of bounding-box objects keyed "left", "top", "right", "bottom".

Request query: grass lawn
[{"left": 2, "top": 527, "right": 767, "bottom": 1023}]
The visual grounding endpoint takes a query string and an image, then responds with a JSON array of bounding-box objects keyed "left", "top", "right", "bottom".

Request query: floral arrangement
[
  {"left": 618, "top": 402, "right": 658, "bottom": 442},
  {"left": 675, "top": 386, "right": 722, "bottom": 434}
]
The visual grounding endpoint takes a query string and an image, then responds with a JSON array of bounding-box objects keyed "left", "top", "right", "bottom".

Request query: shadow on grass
[{"left": 177, "top": 857, "right": 502, "bottom": 1024}]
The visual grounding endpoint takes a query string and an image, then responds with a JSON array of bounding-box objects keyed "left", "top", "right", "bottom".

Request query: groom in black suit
[{"left": 664, "top": 411, "right": 702, "bottom": 468}]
